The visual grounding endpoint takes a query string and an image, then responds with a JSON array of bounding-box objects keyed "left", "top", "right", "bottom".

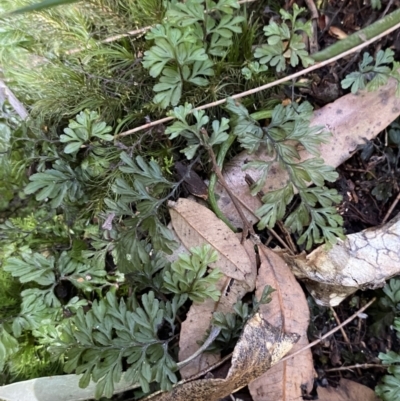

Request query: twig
[
  {"left": 304, "top": 0, "right": 319, "bottom": 53},
  {"left": 318, "top": 0, "right": 349, "bottom": 41},
  {"left": 177, "top": 326, "right": 221, "bottom": 369},
  {"left": 382, "top": 192, "right": 400, "bottom": 224},
  {"left": 140, "top": 353, "right": 234, "bottom": 400},
  {"left": 208, "top": 134, "right": 238, "bottom": 232},
  {"left": 116, "top": 19, "right": 400, "bottom": 138},
  {"left": 381, "top": 0, "right": 394, "bottom": 19},
  {"left": 0, "top": 79, "right": 29, "bottom": 120},
  {"left": 330, "top": 306, "right": 352, "bottom": 351},
  {"left": 279, "top": 297, "right": 376, "bottom": 364},
  {"left": 325, "top": 363, "right": 387, "bottom": 372},
  {"left": 204, "top": 129, "right": 255, "bottom": 242}
]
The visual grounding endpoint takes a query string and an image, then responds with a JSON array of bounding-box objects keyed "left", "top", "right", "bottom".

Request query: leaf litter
[
  {"left": 169, "top": 198, "right": 257, "bottom": 377},
  {"left": 248, "top": 245, "right": 314, "bottom": 401}
]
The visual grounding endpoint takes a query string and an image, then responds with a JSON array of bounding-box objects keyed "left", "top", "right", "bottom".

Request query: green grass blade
[{"left": 6, "top": 0, "right": 80, "bottom": 15}]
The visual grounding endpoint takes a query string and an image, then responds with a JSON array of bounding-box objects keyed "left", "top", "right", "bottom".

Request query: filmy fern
[
  {"left": 60, "top": 110, "right": 113, "bottom": 155},
  {"left": 206, "top": 285, "right": 274, "bottom": 352},
  {"left": 24, "top": 160, "right": 86, "bottom": 208},
  {"left": 45, "top": 243, "right": 223, "bottom": 399},
  {"left": 225, "top": 98, "right": 344, "bottom": 249},
  {"left": 341, "top": 49, "right": 400, "bottom": 95},
  {"left": 3, "top": 249, "right": 119, "bottom": 327}
]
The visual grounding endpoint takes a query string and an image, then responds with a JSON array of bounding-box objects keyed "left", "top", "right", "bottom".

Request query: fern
[
  {"left": 3, "top": 249, "right": 120, "bottom": 332},
  {"left": 376, "top": 303, "right": 400, "bottom": 400},
  {"left": 105, "top": 151, "right": 178, "bottom": 254},
  {"left": 341, "top": 49, "right": 400, "bottom": 96},
  {"left": 24, "top": 160, "right": 86, "bottom": 208},
  {"left": 165, "top": 103, "right": 229, "bottom": 159},
  {"left": 206, "top": 285, "right": 274, "bottom": 352},
  {"left": 60, "top": 110, "right": 113, "bottom": 155},
  {"left": 49, "top": 291, "right": 182, "bottom": 399},
  {"left": 254, "top": 4, "right": 314, "bottom": 73},
  {"left": 163, "top": 244, "right": 223, "bottom": 302},
  {"left": 142, "top": 0, "right": 244, "bottom": 107},
  {"left": 225, "top": 98, "right": 344, "bottom": 249}
]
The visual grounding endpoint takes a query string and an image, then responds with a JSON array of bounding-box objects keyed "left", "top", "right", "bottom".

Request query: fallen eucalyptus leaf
[
  {"left": 217, "top": 78, "right": 400, "bottom": 227},
  {"left": 283, "top": 212, "right": 400, "bottom": 306},
  {"left": 168, "top": 198, "right": 257, "bottom": 377},
  {"left": 168, "top": 198, "right": 256, "bottom": 289},
  {"left": 0, "top": 372, "right": 135, "bottom": 401},
  {"left": 249, "top": 245, "right": 314, "bottom": 401},
  {"left": 317, "top": 378, "right": 380, "bottom": 401},
  {"left": 149, "top": 313, "right": 299, "bottom": 401}
]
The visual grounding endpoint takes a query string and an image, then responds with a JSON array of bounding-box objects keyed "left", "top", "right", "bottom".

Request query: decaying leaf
[
  {"left": 217, "top": 78, "right": 400, "bottom": 227},
  {"left": 168, "top": 198, "right": 256, "bottom": 289},
  {"left": 317, "top": 378, "right": 380, "bottom": 401},
  {"left": 178, "top": 237, "right": 257, "bottom": 378},
  {"left": 177, "top": 284, "right": 227, "bottom": 378},
  {"left": 168, "top": 199, "right": 257, "bottom": 377},
  {"left": 175, "top": 161, "right": 209, "bottom": 200},
  {"left": 0, "top": 372, "right": 137, "bottom": 401},
  {"left": 283, "top": 211, "right": 400, "bottom": 306},
  {"left": 328, "top": 26, "right": 348, "bottom": 39},
  {"left": 149, "top": 313, "right": 299, "bottom": 401},
  {"left": 249, "top": 245, "right": 314, "bottom": 400}
]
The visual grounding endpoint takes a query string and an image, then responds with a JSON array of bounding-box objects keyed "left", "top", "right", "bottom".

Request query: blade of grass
[{"left": 5, "top": 0, "right": 79, "bottom": 15}]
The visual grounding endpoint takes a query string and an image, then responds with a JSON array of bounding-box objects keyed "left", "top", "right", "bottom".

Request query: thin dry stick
[
  {"left": 330, "top": 306, "right": 352, "bottom": 351},
  {"left": 116, "top": 20, "right": 400, "bottom": 138},
  {"left": 279, "top": 297, "right": 376, "bottom": 364},
  {"left": 204, "top": 129, "right": 255, "bottom": 241},
  {"left": 382, "top": 192, "right": 400, "bottom": 224},
  {"left": 66, "top": 26, "right": 151, "bottom": 55},
  {"left": 66, "top": 0, "right": 257, "bottom": 55},
  {"left": 325, "top": 363, "right": 387, "bottom": 372},
  {"left": 303, "top": 0, "right": 319, "bottom": 53},
  {"left": 0, "top": 79, "right": 29, "bottom": 120}
]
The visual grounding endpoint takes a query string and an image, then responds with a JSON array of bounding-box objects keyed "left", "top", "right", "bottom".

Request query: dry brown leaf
[
  {"left": 217, "top": 79, "right": 400, "bottom": 227},
  {"left": 169, "top": 198, "right": 256, "bottom": 288},
  {"left": 177, "top": 287, "right": 226, "bottom": 378},
  {"left": 317, "top": 379, "right": 380, "bottom": 401},
  {"left": 283, "top": 211, "right": 400, "bottom": 306},
  {"left": 248, "top": 245, "right": 314, "bottom": 401},
  {"left": 328, "top": 26, "right": 348, "bottom": 39},
  {"left": 169, "top": 199, "right": 257, "bottom": 376},
  {"left": 149, "top": 313, "right": 299, "bottom": 401}
]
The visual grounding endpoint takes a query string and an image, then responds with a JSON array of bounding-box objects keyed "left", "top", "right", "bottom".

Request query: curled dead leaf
[
  {"left": 328, "top": 26, "right": 348, "bottom": 39},
  {"left": 283, "top": 212, "right": 400, "bottom": 306},
  {"left": 149, "top": 313, "right": 299, "bottom": 401}
]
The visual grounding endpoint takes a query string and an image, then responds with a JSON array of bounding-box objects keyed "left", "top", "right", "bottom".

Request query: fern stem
[{"left": 208, "top": 134, "right": 237, "bottom": 232}]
